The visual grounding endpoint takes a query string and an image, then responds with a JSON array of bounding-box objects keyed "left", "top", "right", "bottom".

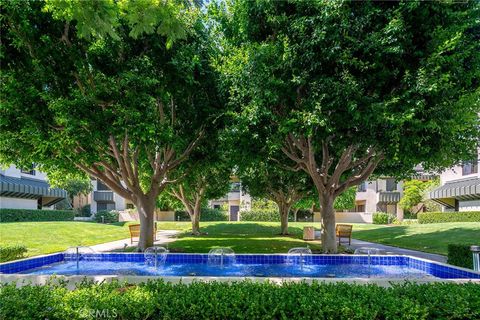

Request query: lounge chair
[
  {"left": 128, "top": 223, "right": 158, "bottom": 244},
  {"left": 336, "top": 224, "right": 352, "bottom": 245}
]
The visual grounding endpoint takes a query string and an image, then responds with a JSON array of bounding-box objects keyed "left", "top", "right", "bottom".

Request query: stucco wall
[
  {"left": 313, "top": 211, "right": 373, "bottom": 223},
  {"left": 0, "top": 197, "right": 37, "bottom": 209}
]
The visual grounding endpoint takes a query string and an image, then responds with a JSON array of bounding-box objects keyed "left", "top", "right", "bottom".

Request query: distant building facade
[
  {"left": 0, "top": 165, "right": 67, "bottom": 209},
  {"left": 429, "top": 148, "right": 480, "bottom": 212}
]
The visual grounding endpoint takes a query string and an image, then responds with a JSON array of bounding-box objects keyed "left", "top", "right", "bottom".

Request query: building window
[
  {"left": 355, "top": 204, "right": 366, "bottom": 212},
  {"left": 21, "top": 164, "right": 36, "bottom": 175},
  {"left": 213, "top": 204, "right": 220, "bottom": 210},
  {"left": 462, "top": 159, "right": 478, "bottom": 176},
  {"left": 97, "top": 202, "right": 115, "bottom": 211},
  {"left": 230, "top": 182, "right": 240, "bottom": 192},
  {"left": 126, "top": 203, "right": 134, "bottom": 209},
  {"left": 357, "top": 182, "right": 367, "bottom": 192},
  {"left": 385, "top": 178, "right": 397, "bottom": 192},
  {"left": 97, "top": 180, "right": 111, "bottom": 191}
]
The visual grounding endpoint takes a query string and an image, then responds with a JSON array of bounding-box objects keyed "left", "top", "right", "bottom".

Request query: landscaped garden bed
[{"left": 1, "top": 280, "right": 479, "bottom": 320}]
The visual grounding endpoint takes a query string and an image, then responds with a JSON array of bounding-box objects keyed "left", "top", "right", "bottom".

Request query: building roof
[
  {"left": 429, "top": 177, "right": 480, "bottom": 201},
  {"left": 0, "top": 174, "right": 67, "bottom": 206}
]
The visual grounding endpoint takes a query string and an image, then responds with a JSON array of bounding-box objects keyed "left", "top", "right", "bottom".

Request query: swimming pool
[{"left": 1, "top": 253, "right": 479, "bottom": 279}]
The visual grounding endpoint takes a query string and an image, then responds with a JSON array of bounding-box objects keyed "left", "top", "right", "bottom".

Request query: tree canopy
[
  {"left": 0, "top": 0, "right": 224, "bottom": 249},
  {"left": 217, "top": 0, "right": 480, "bottom": 251}
]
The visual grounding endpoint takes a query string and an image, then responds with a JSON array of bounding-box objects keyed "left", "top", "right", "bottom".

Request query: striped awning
[
  {"left": 0, "top": 174, "right": 67, "bottom": 206},
  {"left": 429, "top": 177, "right": 480, "bottom": 203},
  {"left": 378, "top": 192, "right": 401, "bottom": 203}
]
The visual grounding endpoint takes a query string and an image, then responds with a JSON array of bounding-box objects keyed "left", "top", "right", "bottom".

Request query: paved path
[
  {"left": 349, "top": 238, "right": 447, "bottom": 263},
  {"left": 90, "top": 230, "right": 180, "bottom": 252}
]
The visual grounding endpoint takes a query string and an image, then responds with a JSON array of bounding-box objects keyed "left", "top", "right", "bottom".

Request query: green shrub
[
  {"left": 1, "top": 281, "right": 480, "bottom": 320},
  {"left": 295, "top": 209, "right": 314, "bottom": 222},
  {"left": 199, "top": 208, "right": 228, "bottom": 221},
  {"left": 418, "top": 211, "right": 480, "bottom": 224},
  {"left": 0, "top": 245, "right": 27, "bottom": 262},
  {"left": 174, "top": 208, "right": 228, "bottom": 221},
  {"left": 75, "top": 204, "right": 91, "bottom": 217},
  {"left": 447, "top": 244, "right": 474, "bottom": 269},
  {"left": 372, "top": 212, "right": 396, "bottom": 224},
  {"left": 0, "top": 209, "right": 75, "bottom": 223},
  {"left": 240, "top": 209, "right": 278, "bottom": 221},
  {"left": 94, "top": 210, "right": 119, "bottom": 223}
]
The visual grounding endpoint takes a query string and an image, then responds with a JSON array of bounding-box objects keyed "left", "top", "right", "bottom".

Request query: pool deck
[{"left": 348, "top": 239, "right": 447, "bottom": 263}]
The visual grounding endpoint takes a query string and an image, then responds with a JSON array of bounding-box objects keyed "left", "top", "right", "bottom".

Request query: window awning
[
  {"left": 428, "top": 177, "right": 480, "bottom": 208},
  {"left": 0, "top": 174, "right": 67, "bottom": 206}
]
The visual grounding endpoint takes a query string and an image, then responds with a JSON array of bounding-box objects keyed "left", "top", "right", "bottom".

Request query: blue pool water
[
  {"left": 2, "top": 253, "right": 480, "bottom": 279},
  {"left": 19, "top": 261, "right": 433, "bottom": 278}
]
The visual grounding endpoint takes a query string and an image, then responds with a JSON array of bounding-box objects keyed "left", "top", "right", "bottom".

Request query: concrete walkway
[
  {"left": 349, "top": 238, "right": 447, "bottom": 263},
  {"left": 90, "top": 230, "right": 180, "bottom": 252}
]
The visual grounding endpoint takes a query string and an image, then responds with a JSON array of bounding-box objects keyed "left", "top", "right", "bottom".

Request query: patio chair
[
  {"left": 128, "top": 223, "right": 158, "bottom": 244},
  {"left": 335, "top": 224, "right": 353, "bottom": 245}
]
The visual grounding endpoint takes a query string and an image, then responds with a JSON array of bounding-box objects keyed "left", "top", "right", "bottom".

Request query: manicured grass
[
  {"left": 351, "top": 222, "right": 480, "bottom": 255},
  {"left": 166, "top": 222, "right": 323, "bottom": 253},
  {"left": 0, "top": 221, "right": 132, "bottom": 257}
]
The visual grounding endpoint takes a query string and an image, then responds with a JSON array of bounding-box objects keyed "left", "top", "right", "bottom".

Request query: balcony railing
[{"left": 93, "top": 191, "right": 114, "bottom": 202}]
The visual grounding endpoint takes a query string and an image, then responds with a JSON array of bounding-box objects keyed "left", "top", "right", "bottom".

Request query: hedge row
[
  {"left": 372, "top": 212, "right": 396, "bottom": 224},
  {"left": 0, "top": 245, "right": 27, "bottom": 262},
  {"left": 0, "top": 209, "right": 75, "bottom": 222},
  {"left": 239, "top": 210, "right": 294, "bottom": 222},
  {"left": 175, "top": 208, "right": 228, "bottom": 221},
  {"left": 94, "top": 210, "right": 119, "bottom": 223},
  {"left": 447, "top": 244, "right": 474, "bottom": 269},
  {"left": 1, "top": 281, "right": 479, "bottom": 320},
  {"left": 418, "top": 211, "right": 480, "bottom": 224}
]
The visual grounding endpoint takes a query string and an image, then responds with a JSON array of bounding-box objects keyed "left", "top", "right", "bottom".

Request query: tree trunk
[
  {"left": 137, "top": 199, "right": 156, "bottom": 251},
  {"left": 320, "top": 195, "right": 337, "bottom": 253},
  {"left": 279, "top": 202, "right": 290, "bottom": 235},
  {"left": 191, "top": 209, "right": 200, "bottom": 235}
]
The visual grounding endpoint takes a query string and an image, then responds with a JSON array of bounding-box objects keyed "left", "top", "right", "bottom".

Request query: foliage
[
  {"left": 53, "top": 199, "right": 72, "bottom": 210},
  {"left": 447, "top": 244, "right": 474, "bottom": 269},
  {"left": 0, "top": 209, "right": 74, "bottom": 223},
  {"left": 0, "top": 245, "right": 27, "bottom": 262},
  {"left": 174, "top": 208, "right": 228, "bottom": 222},
  {"left": 94, "top": 210, "right": 119, "bottom": 224},
  {"left": 399, "top": 179, "right": 440, "bottom": 214},
  {"left": 251, "top": 198, "right": 278, "bottom": 211},
  {"left": 0, "top": 0, "right": 224, "bottom": 249},
  {"left": 50, "top": 177, "right": 93, "bottom": 207},
  {"left": 372, "top": 212, "right": 397, "bottom": 224},
  {"left": 240, "top": 210, "right": 294, "bottom": 222},
  {"left": 1, "top": 280, "right": 480, "bottom": 320},
  {"left": 333, "top": 187, "right": 357, "bottom": 211},
  {"left": 418, "top": 211, "right": 480, "bottom": 224},
  {"left": 294, "top": 209, "right": 314, "bottom": 222},
  {"left": 76, "top": 204, "right": 92, "bottom": 217},
  {"left": 216, "top": 0, "right": 480, "bottom": 251}
]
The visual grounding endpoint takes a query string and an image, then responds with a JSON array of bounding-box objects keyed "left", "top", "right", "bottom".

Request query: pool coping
[{"left": 1, "top": 252, "right": 479, "bottom": 288}]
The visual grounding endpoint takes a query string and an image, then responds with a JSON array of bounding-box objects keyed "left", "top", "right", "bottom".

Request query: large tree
[
  {"left": 166, "top": 150, "right": 232, "bottom": 235},
  {"left": 218, "top": 1, "right": 480, "bottom": 252},
  {"left": 0, "top": 1, "right": 223, "bottom": 250},
  {"left": 240, "top": 161, "right": 312, "bottom": 235}
]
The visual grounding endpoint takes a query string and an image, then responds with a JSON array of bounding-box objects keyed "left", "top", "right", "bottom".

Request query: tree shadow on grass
[{"left": 177, "top": 223, "right": 306, "bottom": 239}]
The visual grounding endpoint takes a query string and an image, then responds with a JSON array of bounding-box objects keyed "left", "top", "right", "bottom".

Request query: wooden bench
[
  {"left": 336, "top": 224, "right": 353, "bottom": 245},
  {"left": 128, "top": 223, "right": 158, "bottom": 244}
]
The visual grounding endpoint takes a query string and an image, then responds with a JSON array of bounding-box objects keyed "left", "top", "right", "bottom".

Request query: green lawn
[
  {"left": 0, "top": 221, "right": 132, "bottom": 257},
  {"left": 165, "top": 222, "right": 323, "bottom": 253},
  {"left": 1, "top": 221, "right": 478, "bottom": 258},
  {"left": 351, "top": 222, "right": 480, "bottom": 255}
]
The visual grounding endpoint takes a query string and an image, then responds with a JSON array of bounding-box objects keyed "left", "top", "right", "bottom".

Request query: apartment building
[
  {"left": 429, "top": 148, "right": 480, "bottom": 212},
  {"left": 0, "top": 165, "right": 67, "bottom": 209},
  {"left": 209, "top": 180, "right": 252, "bottom": 221}
]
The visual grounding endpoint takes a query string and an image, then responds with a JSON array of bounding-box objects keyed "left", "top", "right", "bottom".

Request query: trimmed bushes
[
  {"left": 448, "top": 244, "right": 474, "bottom": 269},
  {"left": 174, "top": 208, "right": 228, "bottom": 221},
  {"left": 0, "top": 245, "right": 27, "bottom": 262},
  {"left": 418, "top": 211, "right": 480, "bottom": 224},
  {"left": 1, "top": 281, "right": 480, "bottom": 320},
  {"left": 240, "top": 210, "right": 294, "bottom": 222},
  {"left": 372, "top": 212, "right": 396, "bottom": 224},
  {"left": 94, "top": 210, "right": 119, "bottom": 223},
  {"left": 0, "top": 209, "right": 75, "bottom": 223}
]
